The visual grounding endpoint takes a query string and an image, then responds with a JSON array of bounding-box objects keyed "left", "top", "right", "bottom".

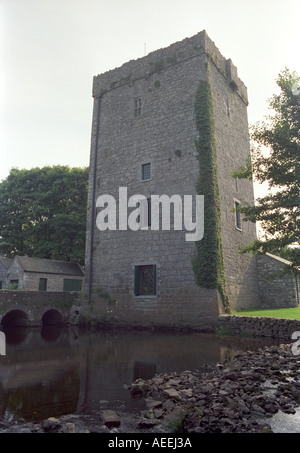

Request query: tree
[
  {"left": 0, "top": 166, "right": 88, "bottom": 264},
  {"left": 232, "top": 69, "right": 300, "bottom": 270}
]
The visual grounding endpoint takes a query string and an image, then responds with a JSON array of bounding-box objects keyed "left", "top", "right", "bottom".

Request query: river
[{"left": 0, "top": 326, "right": 280, "bottom": 424}]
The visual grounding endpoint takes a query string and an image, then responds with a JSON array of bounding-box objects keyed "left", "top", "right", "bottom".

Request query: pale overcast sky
[{"left": 0, "top": 0, "right": 299, "bottom": 189}]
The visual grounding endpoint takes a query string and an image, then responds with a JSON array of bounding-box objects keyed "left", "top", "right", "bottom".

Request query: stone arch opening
[
  {"left": 1, "top": 310, "right": 28, "bottom": 328},
  {"left": 42, "top": 309, "right": 63, "bottom": 326}
]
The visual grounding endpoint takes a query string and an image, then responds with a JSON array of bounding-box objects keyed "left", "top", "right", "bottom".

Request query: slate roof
[
  {"left": 16, "top": 256, "right": 84, "bottom": 276},
  {"left": 265, "top": 253, "right": 300, "bottom": 272},
  {"left": 0, "top": 257, "right": 13, "bottom": 269}
]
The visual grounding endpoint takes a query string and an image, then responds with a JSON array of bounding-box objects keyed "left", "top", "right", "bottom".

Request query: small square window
[
  {"left": 134, "top": 264, "right": 156, "bottom": 296},
  {"left": 235, "top": 201, "right": 242, "bottom": 230},
  {"left": 141, "top": 163, "right": 151, "bottom": 181},
  {"left": 10, "top": 279, "right": 18, "bottom": 289},
  {"left": 134, "top": 97, "right": 142, "bottom": 117}
]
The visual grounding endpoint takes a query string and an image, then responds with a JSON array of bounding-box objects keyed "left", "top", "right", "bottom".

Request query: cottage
[{"left": 4, "top": 256, "right": 84, "bottom": 292}]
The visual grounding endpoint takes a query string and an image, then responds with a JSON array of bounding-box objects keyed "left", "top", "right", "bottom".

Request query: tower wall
[{"left": 84, "top": 31, "right": 260, "bottom": 330}]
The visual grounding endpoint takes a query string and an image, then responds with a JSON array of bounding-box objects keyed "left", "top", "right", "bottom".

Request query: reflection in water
[
  {"left": 0, "top": 326, "right": 279, "bottom": 423},
  {"left": 133, "top": 361, "right": 157, "bottom": 381}
]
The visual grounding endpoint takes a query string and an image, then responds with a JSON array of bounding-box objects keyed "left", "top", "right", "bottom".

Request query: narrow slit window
[
  {"left": 235, "top": 201, "right": 242, "bottom": 230},
  {"left": 134, "top": 97, "right": 142, "bottom": 117},
  {"left": 226, "top": 97, "right": 231, "bottom": 118},
  {"left": 147, "top": 197, "right": 151, "bottom": 227}
]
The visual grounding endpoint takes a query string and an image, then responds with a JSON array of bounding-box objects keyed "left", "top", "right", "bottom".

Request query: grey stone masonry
[
  {"left": 257, "top": 253, "right": 300, "bottom": 308},
  {"left": 84, "top": 30, "right": 260, "bottom": 330}
]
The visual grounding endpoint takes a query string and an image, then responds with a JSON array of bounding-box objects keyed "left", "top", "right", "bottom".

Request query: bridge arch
[
  {"left": 1, "top": 310, "right": 28, "bottom": 328},
  {"left": 41, "top": 309, "right": 63, "bottom": 326}
]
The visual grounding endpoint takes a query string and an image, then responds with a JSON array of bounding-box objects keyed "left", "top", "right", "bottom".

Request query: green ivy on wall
[{"left": 192, "top": 75, "right": 230, "bottom": 311}]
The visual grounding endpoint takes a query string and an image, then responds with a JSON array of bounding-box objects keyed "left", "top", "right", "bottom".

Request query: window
[
  {"left": 10, "top": 280, "right": 18, "bottom": 289},
  {"left": 0, "top": 281, "right": 2, "bottom": 290},
  {"left": 134, "top": 97, "right": 142, "bottom": 117},
  {"left": 147, "top": 197, "right": 151, "bottom": 227},
  {"left": 234, "top": 201, "right": 242, "bottom": 230},
  {"left": 226, "top": 98, "right": 231, "bottom": 118},
  {"left": 134, "top": 264, "right": 156, "bottom": 296},
  {"left": 141, "top": 163, "right": 151, "bottom": 181},
  {"left": 235, "top": 176, "right": 239, "bottom": 192},
  {"left": 39, "top": 278, "right": 47, "bottom": 291},
  {"left": 63, "top": 279, "right": 83, "bottom": 292}
]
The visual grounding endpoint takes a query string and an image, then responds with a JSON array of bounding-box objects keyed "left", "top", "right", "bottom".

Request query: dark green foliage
[
  {"left": 233, "top": 69, "right": 300, "bottom": 270},
  {"left": 0, "top": 166, "right": 88, "bottom": 264},
  {"left": 192, "top": 77, "right": 229, "bottom": 310}
]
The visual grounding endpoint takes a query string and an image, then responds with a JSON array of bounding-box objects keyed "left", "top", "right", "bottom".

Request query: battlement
[{"left": 92, "top": 30, "right": 248, "bottom": 104}]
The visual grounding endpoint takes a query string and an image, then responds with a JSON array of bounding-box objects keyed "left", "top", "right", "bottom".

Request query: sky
[{"left": 0, "top": 0, "right": 299, "bottom": 197}]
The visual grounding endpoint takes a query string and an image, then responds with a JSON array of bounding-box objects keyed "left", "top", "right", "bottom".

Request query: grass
[{"left": 232, "top": 307, "right": 300, "bottom": 319}]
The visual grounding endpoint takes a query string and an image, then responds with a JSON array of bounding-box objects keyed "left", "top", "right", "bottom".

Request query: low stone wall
[{"left": 218, "top": 314, "right": 300, "bottom": 341}]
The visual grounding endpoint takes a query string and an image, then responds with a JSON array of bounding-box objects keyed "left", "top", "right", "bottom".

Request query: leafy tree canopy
[
  {"left": 0, "top": 165, "right": 88, "bottom": 265},
  {"left": 232, "top": 68, "right": 300, "bottom": 270}
]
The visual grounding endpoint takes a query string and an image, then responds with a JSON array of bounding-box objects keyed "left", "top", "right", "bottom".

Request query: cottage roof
[
  {"left": 15, "top": 256, "right": 84, "bottom": 276},
  {"left": 0, "top": 257, "right": 13, "bottom": 269}
]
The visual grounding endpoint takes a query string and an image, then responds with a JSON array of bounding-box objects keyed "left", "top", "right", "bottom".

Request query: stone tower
[{"left": 84, "top": 31, "right": 260, "bottom": 331}]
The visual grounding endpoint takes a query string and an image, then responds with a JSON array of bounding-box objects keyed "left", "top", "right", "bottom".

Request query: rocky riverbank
[{"left": 1, "top": 343, "right": 300, "bottom": 433}]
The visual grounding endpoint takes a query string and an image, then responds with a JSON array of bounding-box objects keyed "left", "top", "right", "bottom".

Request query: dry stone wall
[{"left": 218, "top": 314, "right": 300, "bottom": 340}]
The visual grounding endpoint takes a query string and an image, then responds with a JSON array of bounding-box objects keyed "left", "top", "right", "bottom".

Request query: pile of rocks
[{"left": 128, "top": 344, "right": 300, "bottom": 433}]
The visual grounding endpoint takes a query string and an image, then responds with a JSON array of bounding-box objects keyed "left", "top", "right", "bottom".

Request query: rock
[
  {"left": 130, "top": 379, "right": 150, "bottom": 397},
  {"left": 41, "top": 417, "right": 61, "bottom": 433},
  {"left": 163, "top": 388, "right": 181, "bottom": 399},
  {"left": 180, "top": 388, "right": 193, "bottom": 398},
  {"left": 101, "top": 410, "right": 121, "bottom": 428},
  {"left": 163, "top": 406, "right": 186, "bottom": 432},
  {"left": 137, "top": 419, "right": 158, "bottom": 429},
  {"left": 145, "top": 398, "right": 163, "bottom": 409},
  {"left": 153, "top": 408, "right": 164, "bottom": 419},
  {"left": 165, "top": 378, "right": 182, "bottom": 387},
  {"left": 251, "top": 404, "right": 265, "bottom": 415},
  {"left": 62, "top": 422, "right": 76, "bottom": 433}
]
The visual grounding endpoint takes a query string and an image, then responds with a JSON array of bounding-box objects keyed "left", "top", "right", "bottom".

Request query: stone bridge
[{"left": 0, "top": 291, "right": 81, "bottom": 328}]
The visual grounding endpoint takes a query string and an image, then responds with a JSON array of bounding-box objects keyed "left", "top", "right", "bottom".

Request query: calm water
[{"left": 0, "top": 326, "right": 279, "bottom": 423}]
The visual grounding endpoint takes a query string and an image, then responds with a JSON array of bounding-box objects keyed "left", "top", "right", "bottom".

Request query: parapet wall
[
  {"left": 92, "top": 30, "right": 248, "bottom": 104},
  {"left": 0, "top": 291, "right": 81, "bottom": 326}
]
